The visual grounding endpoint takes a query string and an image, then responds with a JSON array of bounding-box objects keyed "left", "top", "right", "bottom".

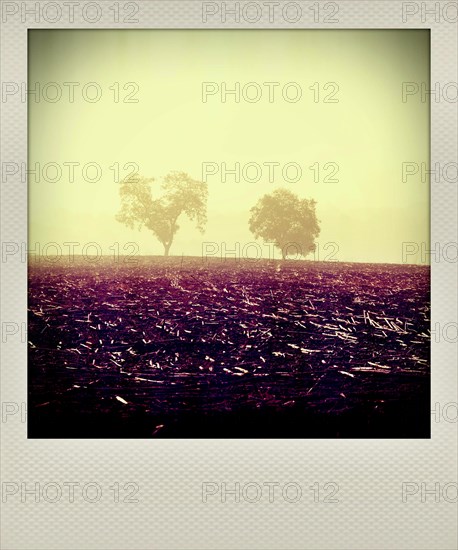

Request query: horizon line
[{"left": 26, "top": 253, "right": 431, "bottom": 267}]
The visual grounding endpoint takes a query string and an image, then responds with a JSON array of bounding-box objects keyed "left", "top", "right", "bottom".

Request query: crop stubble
[{"left": 28, "top": 257, "right": 430, "bottom": 438}]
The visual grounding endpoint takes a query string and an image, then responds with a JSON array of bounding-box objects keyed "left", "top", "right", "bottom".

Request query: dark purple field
[{"left": 28, "top": 257, "right": 430, "bottom": 438}]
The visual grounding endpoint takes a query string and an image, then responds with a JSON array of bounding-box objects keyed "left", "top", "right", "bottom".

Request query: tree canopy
[
  {"left": 248, "top": 188, "right": 320, "bottom": 259},
  {"left": 116, "top": 171, "right": 208, "bottom": 256}
]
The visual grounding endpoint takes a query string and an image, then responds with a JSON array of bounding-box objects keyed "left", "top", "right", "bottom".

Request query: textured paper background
[{"left": 1, "top": 1, "right": 457, "bottom": 549}]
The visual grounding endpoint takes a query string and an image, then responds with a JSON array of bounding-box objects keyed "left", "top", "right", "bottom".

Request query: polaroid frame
[{"left": 1, "top": 1, "right": 457, "bottom": 549}]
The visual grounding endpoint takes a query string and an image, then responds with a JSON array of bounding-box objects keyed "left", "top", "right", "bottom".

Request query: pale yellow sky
[{"left": 29, "top": 29, "right": 429, "bottom": 263}]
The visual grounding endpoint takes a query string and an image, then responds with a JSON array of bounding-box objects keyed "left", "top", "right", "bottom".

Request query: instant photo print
[{"left": 1, "top": 1, "right": 457, "bottom": 549}]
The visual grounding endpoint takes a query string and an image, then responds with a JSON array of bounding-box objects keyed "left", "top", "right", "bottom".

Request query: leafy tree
[
  {"left": 249, "top": 188, "right": 320, "bottom": 259},
  {"left": 116, "top": 171, "right": 207, "bottom": 256}
]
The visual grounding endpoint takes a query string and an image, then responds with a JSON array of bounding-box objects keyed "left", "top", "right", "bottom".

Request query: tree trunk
[{"left": 164, "top": 243, "right": 171, "bottom": 257}]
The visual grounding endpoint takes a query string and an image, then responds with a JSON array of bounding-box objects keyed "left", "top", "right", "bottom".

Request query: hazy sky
[{"left": 29, "top": 29, "right": 430, "bottom": 263}]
